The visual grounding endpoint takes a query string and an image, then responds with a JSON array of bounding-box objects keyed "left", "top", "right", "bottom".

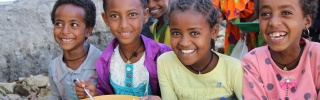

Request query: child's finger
[
  {"left": 76, "top": 91, "right": 87, "bottom": 99},
  {"left": 75, "top": 81, "right": 83, "bottom": 87},
  {"left": 75, "top": 86, "right": 85, "bottom": 92},
  {"left": 77, "top": 81, "right": 97, "bottom": 97}
]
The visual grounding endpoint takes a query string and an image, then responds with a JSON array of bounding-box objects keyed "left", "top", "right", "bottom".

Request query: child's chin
[{"left": 178, "top": 58, "right": 195, "bottom": 66}]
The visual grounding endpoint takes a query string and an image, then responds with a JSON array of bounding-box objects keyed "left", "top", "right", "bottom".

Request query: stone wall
[
  {"left": 0, "top": 0, "right": 113, "bottom": 82},
  {"left": 0, "top": 0, "right": 225, "bottom": 82}
]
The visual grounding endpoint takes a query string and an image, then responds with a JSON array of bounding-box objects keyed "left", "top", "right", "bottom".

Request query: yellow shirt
[
  {"left": 157, "top": 51, "right": 243, "bottom": 100},
  {"left": 150, "top": 21, "right": 171, "bottom": 46}
]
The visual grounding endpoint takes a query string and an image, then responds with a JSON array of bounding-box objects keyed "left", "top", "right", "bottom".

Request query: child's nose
[
  {"left": 120, "top": 18, "right": 129, "bottom": 29},
  {"left": 268, "top": 15, "right": 282, "bottom": 27},
  {"left": 61, "top": 25, "right": 70, "bottom": 34},
  {"left": 179, "top": 36, "right": 191, "bottom": 47}
]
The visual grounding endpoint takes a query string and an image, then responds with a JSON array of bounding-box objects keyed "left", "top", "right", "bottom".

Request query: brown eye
[
  {"left": 191, "top": 32, "right": 199, "bottom": 36},
  {"left": 282, "top": 11, "right": 292, "bottom": 15},
  {"left": 260, "top": 12, "right": 270, "bottom": 17},
  {"left": 171, "top": 32, "right": 180, "bottom": 36},
  {"left": 71, "top": 23, "right": 78, "bottom": 27},
  {"left": 110, "top": 14, "right": 119, "bottom": 18},
  {"left": 129, "top": 13, "right": 137, "bottom": 17},
  {"left": 55, "top": 22, "right": 63, "bottom": 27}
]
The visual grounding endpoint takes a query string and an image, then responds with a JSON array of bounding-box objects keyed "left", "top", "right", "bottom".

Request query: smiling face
[
  {"left": 53, "top": 4, "right": 92, "bottom": 51},
  {"left": 169, "top": 10, "right": 218, "bottom": 66},
  {"left": 102, "top": 0, "right": 148, "bottom": 45},
  {"left": 259, "top": 0, "right": 311, "bottom": 51},
  {"left": 147, "top": 0, "right": 170, "bottom": 19}
]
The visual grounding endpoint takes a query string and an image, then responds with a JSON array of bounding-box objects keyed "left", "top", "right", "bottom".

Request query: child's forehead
[
  {"left": 169, "top": 10, "right": 209, "bottom": 27},
  {"left": 259, "top": 0, "right": 300, "bottom": 7},
  {"left": 55, "top": 4, "right": 86, "bottom": 19},
  {"left": 57, "top": 4, "right": 85, "bottom": 12},
  {"left": 171, "top": 10, "right": 203, "bottom": 18},
  {"left": 258, "top": 0, "right": 304, "bottom": 13},
  {"left": 105, "top": 0, "right": 144, "bottom": 10}
]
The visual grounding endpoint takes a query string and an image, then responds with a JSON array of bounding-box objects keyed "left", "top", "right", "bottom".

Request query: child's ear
[
  {"left": 143, "top": 8, "right": 149, "bottom": 24},
  {"left": 85, "top": 27, "right": 94, "bottom": 38},
  {"left": 211, "top": 24, "right": 219, "bottom": 40},
  {"left": 101, "top": 12, "right": 109, "bottom": 26},
  {"left": 305, "top": 15, "right": 312, "bottom": 28}
]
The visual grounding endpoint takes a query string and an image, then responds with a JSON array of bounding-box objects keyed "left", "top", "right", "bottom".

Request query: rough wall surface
[
  {"left": 0, "top": 0, "right": 226, "bottom": 82},
  {"left": 0, "top": 0, "right": 113, "bottom": 82}
]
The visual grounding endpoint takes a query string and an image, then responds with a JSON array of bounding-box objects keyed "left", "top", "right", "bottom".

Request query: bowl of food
[
  {"left": 82, "top": 95, "right": 140, "bottom": 100},
  {"left": 233, "top": 22, "right": 260, "bottom": 32}
]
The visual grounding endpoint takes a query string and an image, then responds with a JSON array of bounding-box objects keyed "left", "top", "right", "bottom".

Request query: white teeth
[
  {"left": 269, "top": 32, "right": 286, "bottom": 37},
  {"left": 181, "top": 50, "right": 195, "bottom": 54},
  {"left": 121, "top": 32, "right": 130, "bottom": 35},
  {"left": 271, "top": 36, "right": 284, "bottom": 40},
  {"left": 150, "top": 9, "right": 159, "bottom": 13},
  {"left": 62, "top": 39, "right": 73, "bottom": 42}
]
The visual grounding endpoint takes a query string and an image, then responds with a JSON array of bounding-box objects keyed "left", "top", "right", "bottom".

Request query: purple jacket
[{"left": 95, "top": 35, "right": 171, "bottom": 96}]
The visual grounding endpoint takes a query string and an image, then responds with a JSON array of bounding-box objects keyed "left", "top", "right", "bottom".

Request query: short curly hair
[
  {"left": 254, "top": 0, "right": 318, "bottom": 20},
  {"left": 168, "top": 0, "right": 219, "bottom": 50},
  {"left": 51, "top": 0, "right": 96, "bottom": 28},
  {"left": 102, "top": 0, "right": 147, "bottom": 11}
]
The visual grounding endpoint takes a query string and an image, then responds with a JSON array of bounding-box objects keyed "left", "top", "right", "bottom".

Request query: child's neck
[
  {"left": 187, "top": 51, "right": 218, "bottom": 74},
  {"left": 156, "top": 17, "right": 166, "bottom": 31},
  {"left": 269, "top": 44, "right": 304, "bottom": 71},
  {"left": 118, "top": 37, "right": 145, "bottom": 64},
  {"left": 63, "top": 44, "right": 89, "bottom": 70}
]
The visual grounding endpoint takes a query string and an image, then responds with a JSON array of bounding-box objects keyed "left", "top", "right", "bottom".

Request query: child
[
  {"left": 147, "top": 0, "right": 172, "bottom": 46},
  {"left": 75, "top": 0, "right": 171, "bottom": 98},
  {"left": 48, "top": 0, "right": 101, "bottom": 99},
  {"left": 242, "top": 0, "right": 319, "bottom": 99},
  {"left": 157, "top": 0, "right": 243, "bottom": 99}
]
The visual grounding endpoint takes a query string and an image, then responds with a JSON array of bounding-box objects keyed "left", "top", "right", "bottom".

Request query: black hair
[
  {"left": 102, "top": 0, "right": 147, "bottom": 11},
  {"left": 51, "top": 0, "right": 96, "bottom": 28},
  {"left": 168, "top": 0, "right": 219, "bottom": 50},
  {"left": 254, "top": 0, "right": 318, "bottom": 20}
]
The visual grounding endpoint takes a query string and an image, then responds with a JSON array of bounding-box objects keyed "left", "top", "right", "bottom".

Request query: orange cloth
[{"left": 212, "top": 0, "right": 261, "bottom": 55}]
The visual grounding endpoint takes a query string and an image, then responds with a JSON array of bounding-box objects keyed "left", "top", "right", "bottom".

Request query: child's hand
[
  {"left": 75, "top": 80, "right": 98, "bottom": 99},
  {"left": 140, "top": 95, "right": 161, "bottom": 100}
]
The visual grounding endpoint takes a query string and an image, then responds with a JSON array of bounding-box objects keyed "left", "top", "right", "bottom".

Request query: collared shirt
[
  {"left": 48, "top": 44, "right": 102, "bottom": 100},
  {"left": 158, "top": 51, "right": 243, "bottom": 100},
  {"left": 109, "top": 45, "right": 152, "bottom": 96},
  {"left": 242, "top": 39, "right": 320, "bottom": 100},
  {"left": 95, "top": 35, "right": 171, "bottom": 96}
]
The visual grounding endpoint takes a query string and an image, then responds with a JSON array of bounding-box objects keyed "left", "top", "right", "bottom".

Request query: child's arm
[
  {"left": 232, "top": 62, "right": 244, "bottom": 99},
  {"left": 157, "top": 57, "right": 178, "bottom": 100},
  {"left": 241, "top": 53, "right": 268, "bottom": 99}
]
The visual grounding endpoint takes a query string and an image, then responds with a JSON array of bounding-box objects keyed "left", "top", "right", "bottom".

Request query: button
[
  {"left": 126, "top": 82, "right": 131, "bottom": 87},
  {"left": 127, "top": 67, "right": 132, "bottom": 71},
  {"left": 127, "top": 74, "right": 132, "bottom": 78}
]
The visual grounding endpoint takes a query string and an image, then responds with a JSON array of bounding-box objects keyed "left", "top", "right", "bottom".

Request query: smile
[
  {"left": 269, "top": 32, "right": 287, "bottom": 40},
  {"left": 150, "top": 9, "right": 159, "bottom": 14},
  {"left": 61, "top": 38, "right": 74, "bottom": 42},
  {"left": 181, "top": 49, "right": 195, "bottom": 54},
  {"left": 120, "top": 32, "right": 132, "bottom": 38}
]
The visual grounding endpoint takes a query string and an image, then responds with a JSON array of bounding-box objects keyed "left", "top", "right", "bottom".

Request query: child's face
[
  {"left": 169, "top": 10, "right": 218, "bottom": 66},
  {"left": 53, "top": 4, "right": 92, "bottom": 51},
  {"left": 147, "top": 0, "right": 170, "bottom": 19},
  {"left": 102, "top": 0, "right": 148, "bottom": 45},
  {"left": 259, "top": 0, "right": 311, "bottom": 51}
]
